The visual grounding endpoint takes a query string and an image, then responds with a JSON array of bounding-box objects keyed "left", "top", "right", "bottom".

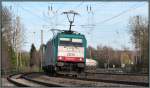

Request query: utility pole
[
  {"left": 108, "top": 57, "right": 110, "bottom": 69},
  {"left": 107, "top": 50, "right": 110, "bottom": 70},
  {"left": 33, "top": 32, "right": 35, "bottom": 44},
  {"left": 14, "top": 16, "right": 23, "bottom": 72},
  {"left": 41, "top": 30, "right": 43, "bottom": 45},
  {"left": 19, "top": 51, "right": 22, "bottom": 71},
  {"left": 40, "top": 30, "right": 43, "bottom": 70},
  {"left": 47, "top": 5, "right": 58, "bottom": 29},
  {"left": 136, "top": 16, "right": 141, "bottom": 64},
  {"left": 90, "top": 49, "right": 92, "bottom": 59},
  {"left": 16, "top": 16, "right": 20, "bottom": 72}
]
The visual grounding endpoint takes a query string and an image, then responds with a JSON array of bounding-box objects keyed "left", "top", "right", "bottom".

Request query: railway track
[
  {"left": 85, "top": 72, "right": 149, "bottom": 86},
  {"left": 7, "top": 72, "right": 149, "bottom": 87},
  {"left": 77, "top": 76, "right": 149, "bottom": 87},
  {"left": 7, "top": 74, "right": 28, "bottom": 87},
  {"left": 7, "top": 73, "right": 62, "bottom": 87},
  {"left": 55, "top": 73, "right": 148, "bottom": 87},
  {"left": 86, "top": 71, "right": 148, "bottom": 76}
]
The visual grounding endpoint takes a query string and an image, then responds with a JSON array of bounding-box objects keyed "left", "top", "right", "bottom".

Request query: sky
[{"left": 2, "top": 1, "right": 148, "bottom": 52}]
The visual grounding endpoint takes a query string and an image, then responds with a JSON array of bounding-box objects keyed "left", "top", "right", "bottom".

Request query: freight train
[{"left": 42, "top": 30, "right": 87, "bottom": 76}]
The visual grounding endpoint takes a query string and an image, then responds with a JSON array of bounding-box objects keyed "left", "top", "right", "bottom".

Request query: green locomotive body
[{"left": 42, "top": 31, "right": 87, "bottom": 75}]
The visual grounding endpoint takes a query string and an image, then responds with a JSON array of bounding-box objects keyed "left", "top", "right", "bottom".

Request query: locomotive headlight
[
  {"left": 79, "top": 58, "right": 83, "bottom": 61},
  {"left": 79, "top": 58, "right": 82, "bottom": 61},
  {"left": 58, "top": 56, "right": 63, "bottom": 61},
  {"left": 59, "top": 56, "right": 62, "bottom": 60}
]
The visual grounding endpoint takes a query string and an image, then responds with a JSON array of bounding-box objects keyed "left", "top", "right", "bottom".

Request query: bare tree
[
  {"left": 1, "top": 6, "right": 14, "bottom": 74},
  {"left": 87, "top": 45, "right": 121, "bottom": 68},
  {"left": 2, "top": 6, "right": 25, "bottom": 73},
  {"left": 129, "top": 16, "right": 148, "bottom": 72},
  {"left": 2, "top": 7, "right": 13, "bottom": 46}
]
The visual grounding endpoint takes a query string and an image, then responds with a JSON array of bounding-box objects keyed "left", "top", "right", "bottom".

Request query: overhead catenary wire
[
  {"left": 56, "top": 2, "right": 84, "bottom": 30},
  {"left": 19, "top": 6, "right": 55, "bottom": 23},
  {"left": 44, "top": 4, "right": 70, "bottom": 29},
  {"left": 43, "top": 3, "right": 83, "bottom": 29},
  {"left": 12, "top": 4, "right": 146, "bottom": 33},
  {"left": 18, "top": 2, "right": 86, "bottom": 30},
  {"left": 84, "top": 3, "right": 146, "bottom": 42},
  {"left": 82, "top": 5, "right": 95, "bottom": 35},
  {"left": 84, "top": 3, "right": 146, "bottom": 51},
  {"left": 9, "top": 5, "right": 50, "bottom": 30},
  {"left": 94, "top": 3, "right": 146, "bottom": 25},
  {"left": 5, "top": 2, "right": 147, "bottom": 53},
  {"left": 74, "top": 1, "right": 84, "bottom": 10},
  {"left": 15, "top": 3, "right": 146, "bottom": 34},
  {"left": 19, "top": 5, "right": 69, "bottom": 28}
]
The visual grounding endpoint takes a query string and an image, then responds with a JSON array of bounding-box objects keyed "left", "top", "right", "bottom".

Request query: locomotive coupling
[{"left": 57, "top": 62, "right": 64, "bottom": 66}]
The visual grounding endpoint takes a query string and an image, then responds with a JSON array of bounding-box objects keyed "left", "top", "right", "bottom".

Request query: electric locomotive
[{"left": 42, "top": 30, "right": 87, "bottom": 75}]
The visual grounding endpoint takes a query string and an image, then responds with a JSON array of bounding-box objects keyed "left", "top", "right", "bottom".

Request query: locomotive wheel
[
  {"left": 74, "top": 74, "right": 77, "bottom": 78},
  {"left": 49, "top": 66, "right": 57, "bottom": 76}
]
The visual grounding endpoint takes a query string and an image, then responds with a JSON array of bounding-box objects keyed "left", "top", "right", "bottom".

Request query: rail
[{"left": 7, "top": 72, "right": 149, "bottom": 87}]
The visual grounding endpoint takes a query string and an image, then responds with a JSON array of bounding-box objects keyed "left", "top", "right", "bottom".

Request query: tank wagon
[
  {"left": 42, "top": 31, "right": 87, "bottom": 75},
  {"left": 85, "top": 58, "right": 98, "bottom": 72}
]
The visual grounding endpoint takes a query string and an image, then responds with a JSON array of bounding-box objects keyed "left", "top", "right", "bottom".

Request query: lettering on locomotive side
[
  {"left": 58, "top": 46, "right": 84, "bottom": 57},
  {"left": 66, "top": 47, "right": 74, "bottom": 51}
]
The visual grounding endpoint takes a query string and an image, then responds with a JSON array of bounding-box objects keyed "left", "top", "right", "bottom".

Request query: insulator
[
  {"left": 90, "top": 5, "right": 91, "bottom": 11},
  {"left": 10, "top": 6, "right": 12, "bottom": 10},
  {"left": 86, "top": 5, "right": 88, "bottom": 12},
  {"left": 48, "top": 6, "right": 50, "bottom": 11},
  {"left": 51, "top": 5, "right": 53, "bottom": 11}
]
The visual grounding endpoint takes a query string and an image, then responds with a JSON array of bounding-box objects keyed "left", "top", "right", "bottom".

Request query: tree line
[
  {"left": 85, "top": 15, "right": 148, "bottom": 73},
  {"left": 1, "top": 6, "right": 29, "bottom": 75},
  {"left": 129, "top": 16, "right": 148, "bottom": 73}
]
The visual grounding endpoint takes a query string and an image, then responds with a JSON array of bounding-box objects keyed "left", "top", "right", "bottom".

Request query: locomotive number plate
[{"left": 67, "top": 53, "right": 75, "bottom": 56}]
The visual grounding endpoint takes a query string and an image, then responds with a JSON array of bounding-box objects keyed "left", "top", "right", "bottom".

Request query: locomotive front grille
[
  {"left": 77, "top": 63, "right": 85, "bottom": 68},
  {"left": 57, "top": 62, "right": 64, "bottom": 66}
]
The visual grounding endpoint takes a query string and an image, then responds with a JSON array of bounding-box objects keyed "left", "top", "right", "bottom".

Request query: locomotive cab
[
  {"left": 42, "top": 30, "right": 87, "bottom": 75},
  {"left": 56, "top": 31, "right": 86, "bottom": 73}
]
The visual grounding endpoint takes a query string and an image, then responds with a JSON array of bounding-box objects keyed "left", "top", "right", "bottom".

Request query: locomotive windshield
[{"left": 59, "top": 38, "right": 83, "bottom": 47}]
